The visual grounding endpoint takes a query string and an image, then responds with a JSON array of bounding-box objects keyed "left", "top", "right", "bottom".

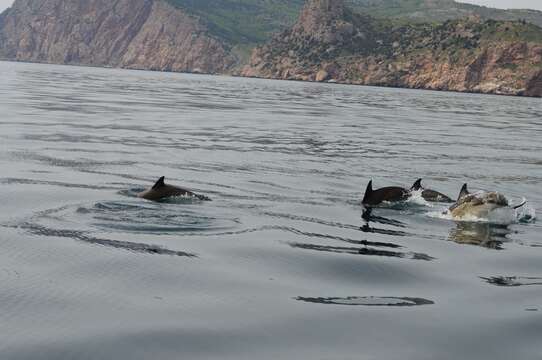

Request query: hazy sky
[
  {"left": 459, "top": 0, "right": 542, "bottom": 10},
  {"left": 1, "top": 0, "right": 542, "bottom": 13},
  {"left": 1, "top": 0, "right": 12, "bottom": 12}
]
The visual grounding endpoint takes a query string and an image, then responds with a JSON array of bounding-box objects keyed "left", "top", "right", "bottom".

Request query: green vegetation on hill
[
  {"left": 166, "top": 0, "right": 304, "bottom": 44},
  {"left": 479, "top": 19, "right": 542, "bottom": 42},
  {"left": 165, "top": 0, "right": 542, "bottom": 49},
  {"left": 348, "top": 0, "right": 542, "bottom": 27}
]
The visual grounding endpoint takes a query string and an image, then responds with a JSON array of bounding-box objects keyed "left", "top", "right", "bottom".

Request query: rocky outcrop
[
  {"left": 241, "top": 0, "right": 542, "bottom": 97},
  {"left": 525, "top": 70, "right": 542, "bottom": 97},
  {"left": 0, "top": 0, "right": 235, "bottom": 73}
]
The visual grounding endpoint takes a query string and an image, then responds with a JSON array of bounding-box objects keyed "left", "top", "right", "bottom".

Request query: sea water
[{"left": 0, "top": 61, "right": 541, "bottom": 360}]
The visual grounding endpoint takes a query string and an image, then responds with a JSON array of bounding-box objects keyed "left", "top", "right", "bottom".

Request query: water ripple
[{"left": 6, "top": 222, "right": 196, "bottom": 257}]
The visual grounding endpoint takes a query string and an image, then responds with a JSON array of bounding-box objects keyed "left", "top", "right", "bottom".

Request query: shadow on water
[
  {"left": 480, "top": 276, "right": 542, "bottom": 287},
  {"left": 448, "top": 222, "right": 513, "bottom": 249},
  {"left": 295, "top": 296, "right": 434, "bottom": 306}
]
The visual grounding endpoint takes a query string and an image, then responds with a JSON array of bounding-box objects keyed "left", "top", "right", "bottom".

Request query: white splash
[
  {"left": 406, "top": 189, "right": 433, "bottom": 207},
  {"left": 517, "top": 203, "right": 537, "bottom": 223},
  {"left": 426, "top": 198, "right": 536, "bottom": 225}
]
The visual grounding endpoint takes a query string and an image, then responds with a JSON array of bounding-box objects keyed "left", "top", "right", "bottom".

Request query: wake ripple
[{"left": 6, "top": 222, "right": 196, "bottom": 257}]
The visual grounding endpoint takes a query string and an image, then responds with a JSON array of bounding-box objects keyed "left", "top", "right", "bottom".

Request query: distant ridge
[{"left": 348, "top": 0, "right": 542, "bottom": 28}]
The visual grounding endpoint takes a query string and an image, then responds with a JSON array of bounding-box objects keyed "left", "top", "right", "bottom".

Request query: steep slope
[
  {"left": 0, "top": 0, "right": 235, "bottom": 73},
  {"left": 241, "top": 0, "right": 542, "bottom": 97},
  {"left": 162, "top": 0, "right": 542, "bottom": 48},
  {"left": 165, "top": 0, "right": 304, "bottom": 44}
]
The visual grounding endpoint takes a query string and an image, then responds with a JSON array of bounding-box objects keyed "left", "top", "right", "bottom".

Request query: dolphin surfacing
[
  {"left": 137, "top": 176, "right": 210, "bottom": 202},
  {"left": 447, "top": 183, "right": 524, "bottom": 220},
  {"left": 410, "top": 179, "right": 453, "bottom": 203},
  {"left": 362, "top": 180, "right": 410, "bottom": 207}
]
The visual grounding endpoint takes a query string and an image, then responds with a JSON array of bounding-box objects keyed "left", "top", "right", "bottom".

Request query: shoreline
[{"left": 1, "top": 58, "right": 540, "bottom": 99}]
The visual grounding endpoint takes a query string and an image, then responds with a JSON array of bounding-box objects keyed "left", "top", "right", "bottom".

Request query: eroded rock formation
[
  {"left": 241, "top": 0, "right": 542, "bottom": 97},
  {"left": 0, "top": 0, "right": 235, "bottom": 73}
]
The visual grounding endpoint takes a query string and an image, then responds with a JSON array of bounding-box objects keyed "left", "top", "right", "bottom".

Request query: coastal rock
[
  {"left": 241, "top": 0, "right": 542, "bottom": 97},
  {"left": 0, "top": 0, "right": 234, "bottom": 74},
  {"left": 120, "top": 1, "right": 234, "bottom": 73},
  {"left": 316, "top": 69, "right": 329, "bottom": 82}
]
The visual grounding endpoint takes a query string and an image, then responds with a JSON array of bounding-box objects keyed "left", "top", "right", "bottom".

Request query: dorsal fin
[
  {"left": 152, "top": 176, "right": 166, "bottom": 190},
  {"left": 458, "top": 183, "right": 469, "bottom": 200},
  {"left": 411, "top": 178, "right": 423, "bottom": 191},
  {"left": 362, "top": 180, "right": 373, "bottom": 204}
]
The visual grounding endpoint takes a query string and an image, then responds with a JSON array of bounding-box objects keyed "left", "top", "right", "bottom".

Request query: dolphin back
[{"left": 138, "top": 176, "right": 211, "bottom": 202}]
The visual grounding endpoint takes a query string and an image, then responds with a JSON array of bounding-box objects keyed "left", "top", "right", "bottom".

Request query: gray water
[{"left": 0, "top": 61, "right": 541, "bottom": 360}]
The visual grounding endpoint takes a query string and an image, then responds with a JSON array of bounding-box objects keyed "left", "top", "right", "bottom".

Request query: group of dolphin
[
  {"left": 138, "top": 176, "right": 526, "bottom": 222},
  {"left": 362, "top": 178, "right": 526, "bottom": 220}
]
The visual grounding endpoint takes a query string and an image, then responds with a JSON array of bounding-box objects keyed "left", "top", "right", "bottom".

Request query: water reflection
[
  {"left": 360, "top": 209, "right": 410, "bottom": 237},
  {"left": 360, "top": 223, "right": 409, "bottom": 237},
  {"left": 362, "top": 208, "right": 406, "bottom": 227},
  {"left": 449, "top": 222, "right": 512, "bottom": 249},
  {"left": 289, "top": 242, "right": 434, "bottom": 261},
  {"left": 296, "top": 296, "right": 434, "bottom": 306},
  {"left": 480, "top": 276, "right": 542, "bottom": 287}
]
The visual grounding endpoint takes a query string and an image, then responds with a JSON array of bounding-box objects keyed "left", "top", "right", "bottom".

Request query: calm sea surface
[{"left": 0, "top": 61, "right": 541, "bottom": 360}]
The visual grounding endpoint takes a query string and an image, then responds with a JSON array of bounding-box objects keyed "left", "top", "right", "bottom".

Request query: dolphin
[
  {"left": 362, "top": 180, "right": 410, "bottom": 207},
  {"left": 137, "top": 176, "right": 211, "bottom": 201},
  {"left": 410, "top": 178, "right": 453, "bottom": 203},
  {"left": 447, "top": 184, "right": 525, "bottom": 220}
]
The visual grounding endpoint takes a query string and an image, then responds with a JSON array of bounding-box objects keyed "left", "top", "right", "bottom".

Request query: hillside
[
  {"left": 165, "top": 0, "right": 304, "bottom": 44},
  {"left": 241, "top": 0, "right": 542, "bottom": 97},
  {"left": 0, "top": 0, "right": 235, "bottom": 73},
  {"left": 350, "top": 0, "right": 542, "bottom": 27},
  {"left": 3, "top": 0, "right": 542, "bottom": 51},
  {"left": 158, "top": 0, "right": 542, "bottom": 49}
]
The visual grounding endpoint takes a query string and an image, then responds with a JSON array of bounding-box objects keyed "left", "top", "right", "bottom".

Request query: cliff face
[
  {"left": 241, "top": 0, "right": 542, "bottom": 97},
  {"left": 0, "top": 0, "right": 235, "bottom": 73}
]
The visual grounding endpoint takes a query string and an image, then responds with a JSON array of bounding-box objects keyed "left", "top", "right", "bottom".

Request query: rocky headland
[
  {"left": 0, "top": 0, "right": 235, "bottom": 73},
  {"left": 241, "top": 0, "right": 542, "bottom": 97}
]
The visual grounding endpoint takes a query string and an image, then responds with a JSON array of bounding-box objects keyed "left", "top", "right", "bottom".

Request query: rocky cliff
[
  {"left": 241, "top": 0, "right": 542, "bottom": 97},
  {"left": 0, "top": 0, "right": 235, "bottom": 73}
]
